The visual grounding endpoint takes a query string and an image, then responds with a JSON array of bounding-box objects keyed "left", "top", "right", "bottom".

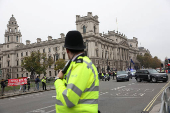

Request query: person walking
[
  {"left": 27, "top": 78, "right": 30, "bottom": 91},
  {"left": 35, "top": 76, "right": 40, "bottom": 90},
  {"left": 1, "top": 79, "right": 6, "bottom": 96},
  {"left": 41, "top": 77, "right": 46, "bottom": 90},
  {"left": 54, "top": 31, "right": 99, "bottom": 113}
]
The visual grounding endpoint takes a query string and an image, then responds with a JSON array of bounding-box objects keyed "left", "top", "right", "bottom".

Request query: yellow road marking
[{"left": 143, "top": 81, "right": 170, "bottom": 111}]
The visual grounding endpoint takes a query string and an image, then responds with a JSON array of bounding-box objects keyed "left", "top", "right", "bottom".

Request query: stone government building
[{"left": 0, "top": 12, "right": 140, "bottom": 79}]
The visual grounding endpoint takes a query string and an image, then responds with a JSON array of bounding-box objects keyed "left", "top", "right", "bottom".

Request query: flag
[{"left": 131, "top": 59, "right": 134, "bottom": 64}]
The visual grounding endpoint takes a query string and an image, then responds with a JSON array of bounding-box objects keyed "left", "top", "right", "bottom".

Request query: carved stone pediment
[{"left": 119, "top": 41, "right": 129, "bottom": 47}]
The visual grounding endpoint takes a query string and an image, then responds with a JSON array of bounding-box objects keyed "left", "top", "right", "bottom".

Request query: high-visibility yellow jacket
[
  {"left": 54, "top": 54, "right": 99, "bottom": 113},
  {"left": 41, "top": 79, "right": 46, "bottom": 84},
  {"left": 102, "top": 73, "right": 104, "bottom": 76}
]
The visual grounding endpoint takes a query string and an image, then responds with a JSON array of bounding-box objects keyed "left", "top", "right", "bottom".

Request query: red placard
[{"left": 8, "top": 78, "right": 27, "bottom": 86}]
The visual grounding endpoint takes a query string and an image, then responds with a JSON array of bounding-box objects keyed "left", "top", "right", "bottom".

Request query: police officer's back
[{"left": 54, "top": 31, "right": 99, "bottom": 113}]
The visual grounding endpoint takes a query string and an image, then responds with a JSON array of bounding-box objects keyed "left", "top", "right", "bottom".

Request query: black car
[{"left": 135, "top": 69, "right": 168, "bottom": 83}]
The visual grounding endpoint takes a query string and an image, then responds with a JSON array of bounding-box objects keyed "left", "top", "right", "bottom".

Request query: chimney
[
  {"left": 60, "top": 33, "right": 65, "bottom": 38},
  {"left": 37, "top": 38, "right": 41, "bottom": 43},
  {"left": 48, "top": 36, "right": 52, "bottom": 41},
  {"left": 26, "top": 40, "right": 30, "bottom": 45},
  {"left": 87, "top": 12, "right": 92, "bottom": 17}
]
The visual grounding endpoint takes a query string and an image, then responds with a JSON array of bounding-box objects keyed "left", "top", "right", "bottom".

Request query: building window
[
  {"left": 8, "top": 61, "right": 10, "bottom": 67},
  {"left": 96, "top": 50, "right": 98, "bottom": 57},
  {"left": 95, "top": 42, "right": 97, "bottom": 46},
  {"left": 49, "top": 71, "right": 51, "bottom": 76},
  {"left": 49, "top": 65, "right": 51, "bottom": 68},
  {"left": 38, "top": 50, "right": 40, "bottom": 53},
  {"left": 94, "top": 26, "right": 96, "bottom": 33},
  {"left": 21, "top": 52, "right": 23, "bottom": 57},
  {"left": 0, "top": 57, "right": 1, "bottom": 61},
  {"left": 17, "top": 61, "right": 19, "bottom": 66},
  {"left": 83, "top": 25, "right": 86, "bottom": 34},
  {"left": 55, "top": 71, "right": 57, "bottom": 76},
  {"left": 43, "top": 49, "right": 45, "bottom": 53},
  {"left": 17, "top": 74, "right": 19, "bottom": 78},
  {"left": 8, "top": 36, "right": 9, "bottom": 42},
  {"left": 55, "top": 47, "right": 57, "bottom": 51},
  {"left": 63, "top": 54, "right": 65, "bottom": 60},
  {"left": 16, "top": 36, "right": 18, "bottom": 42},
  {"left": 26, "top": 73, "right": 28, "bottom": 77},
  {"left": 8, "top": 54, "right": 10, "bottom": 58},
  {"left": 12, "top": 22, "right": 13, "bottom": 24},
  {"left": 102, "top": 52, "right": 103, "bottom": 58},
  {"left": 116, "top": 39, "right": 117, "bottom": 42},
  {"left": 7, "top": 45, "right": 9, "bottom": 48},
  {"left": 44, "top": 73, "right": 46, "bottom": 76},
  {"left": 0, "top": 64, "right": 1, "bottom": 68},
  {"left": 49, "top": 48, "right": 51, "bottom": 52},
  {"left": 26, "top": 52, "right": 28, "bottom": 56},
  {"left": 17, "top": 68, "right": 18, "bottom": 72},
  {"left": 17, "top": 53, "right": 18, "bottom": 57},
  {"left": 56, "top": 54, "right": 59, "bottom": 61},
  {"left": 22, "top": 74, "right": 23, "bottom": 77}
]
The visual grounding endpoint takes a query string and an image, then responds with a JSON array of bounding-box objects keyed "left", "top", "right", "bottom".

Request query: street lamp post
[{"left": 106, "top": 51, "right": 109, "bottom": 73}]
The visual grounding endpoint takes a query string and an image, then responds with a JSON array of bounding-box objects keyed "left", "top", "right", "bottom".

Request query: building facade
[
  {"left": 0, "top": 12, "right": 139, "bottom": 79},
  {"left": 138, "top": 47, "right": 151, "bottom": 56}
]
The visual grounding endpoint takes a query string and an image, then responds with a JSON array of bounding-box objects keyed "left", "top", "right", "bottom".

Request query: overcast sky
[{"left": 0, "top": 0, "right": 170, "bottom": 61}]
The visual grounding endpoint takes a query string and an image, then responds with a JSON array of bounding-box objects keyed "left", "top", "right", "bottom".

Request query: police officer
[
  {"left": 41, "top": 77, "right": 46, "bottom": 90},
  {"left": 54, "top": 31, "right": 99, "bottom": 113}
]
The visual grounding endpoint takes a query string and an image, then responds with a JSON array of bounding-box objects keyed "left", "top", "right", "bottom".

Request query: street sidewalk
[
  {"left": 149, "top": 103, "right": 161, "bottom": 113},
  {"left": 0, "top": 86, "right": 55, "bottom": 99}
]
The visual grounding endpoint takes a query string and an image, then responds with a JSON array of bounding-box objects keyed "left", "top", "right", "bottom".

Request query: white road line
[
  {"left": 52, "top": 96, "right": 56, "bottom": 98},
  {"left": 46, "top": 109, "right": 56, "bottom": 113},
  {"left": 10, "top": 98, "right": 16, "bottom": 99},
  {"left": 17, "top": 97, "right": 22, "bottom": 98},
  {"left": 27, "top": 105, "right": 55, "bottom": 113},
  {"left": 115, "top": 97, "right": 140, "bottom": 98},
  {"left": 105, "top": 92, "right": 108, "bottom": 93}
]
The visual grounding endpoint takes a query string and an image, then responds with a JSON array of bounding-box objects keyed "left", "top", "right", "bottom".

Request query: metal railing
[
  {"left": 0, "top": 79, "right": 55, "bottom": 96},
  {"left": 160, "top": 86, "right": 170, "bottom": 113}
]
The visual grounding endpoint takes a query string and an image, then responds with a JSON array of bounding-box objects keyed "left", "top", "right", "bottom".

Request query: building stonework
[
  {"left": 0, "top": 12, "right": 140, "bottom": 79},
  {"left": 138, "top": 47, "right": 151, "bottom": 56}
]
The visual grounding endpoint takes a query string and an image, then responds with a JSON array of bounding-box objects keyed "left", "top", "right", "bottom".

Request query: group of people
[
  {"left": 99, "top": 71, "right": 117, "bottom": 81},
  {"left": 34, "top": 76, "right": 47, "bottom": 91}
]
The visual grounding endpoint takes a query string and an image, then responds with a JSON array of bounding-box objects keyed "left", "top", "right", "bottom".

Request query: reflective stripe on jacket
[{"left": 54, "top": 55, "right": 99, "bottom": 113}]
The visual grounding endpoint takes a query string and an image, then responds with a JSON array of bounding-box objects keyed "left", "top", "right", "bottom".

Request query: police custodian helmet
[{"left": 64, "top": 31, "right": 86, "bottom": 50}]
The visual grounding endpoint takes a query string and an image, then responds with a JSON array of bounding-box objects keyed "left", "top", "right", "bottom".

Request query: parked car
[
  {"left": 116, "top": 71, "right": 129, "bottom": 82},
  {"left": 135, "top": 69, "right": 168, "bottom": 83}
]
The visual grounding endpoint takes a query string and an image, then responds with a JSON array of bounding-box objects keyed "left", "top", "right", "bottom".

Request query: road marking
[
  {"left": 27, "top": 105, "right": 55, "bottom": 113},
  {"left": 143, "top": 81, "right": 170, "bottom": 111},
  {"left": 115, "top": 97, "right": 140, "bottom": 98},
  {"left": 46, "top": 109, "right": 55, "bottom": 113},
  {"left": 52, "top": 96, "right": 56, "bottom": 98},
  {"left": 10, "top": 98, "right": 16, "bottom": 99}
]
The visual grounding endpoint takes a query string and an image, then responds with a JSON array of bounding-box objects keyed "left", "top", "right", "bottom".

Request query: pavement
[
  {"left": 0, "top": 86, "right": 55, "bottom": 99},
  {"left": 149, "top": 103, "right": 161, "bottom": 113}
]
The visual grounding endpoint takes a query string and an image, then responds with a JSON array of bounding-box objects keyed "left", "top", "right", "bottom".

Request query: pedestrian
[
  {"left": 41, "top": 77, "right": 46, "bottom": 90},
  {"left": 23, "top": 84, "right": 26, "bottom": 92},
  {"left": 54, "top": 31, "right": 99, "bottom": 113},
  {"left": 113, "top": 71, "right": 115, "bottom": 80},
  {"left": 1, "top": 79, "right": 6, "bottom": 96},
  {"left": 35, "top": 76, "right": 40, "bottom": 90},
  {"left": 102, "top": 72, "right": 104, "bottom": 81},
  {"left": 27, "top": 78, "right": 30, "bottom": 91}
]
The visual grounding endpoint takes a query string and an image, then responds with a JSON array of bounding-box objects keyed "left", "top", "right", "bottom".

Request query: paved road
[{"left": 0, "top": 75, "right": 169, "bottom": 113}]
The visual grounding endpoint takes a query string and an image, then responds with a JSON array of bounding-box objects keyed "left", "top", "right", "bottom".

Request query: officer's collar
[{"left": 72, "top": 53, "right": 86, "bottom": 61}]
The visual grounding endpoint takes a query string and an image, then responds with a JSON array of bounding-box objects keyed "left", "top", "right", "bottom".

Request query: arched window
[
  {"left": 83, "top": 25, "right": 86, "bottom": 34},
  {"left": 94, "top": 26, "right": 96, "bottom": 33}
]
